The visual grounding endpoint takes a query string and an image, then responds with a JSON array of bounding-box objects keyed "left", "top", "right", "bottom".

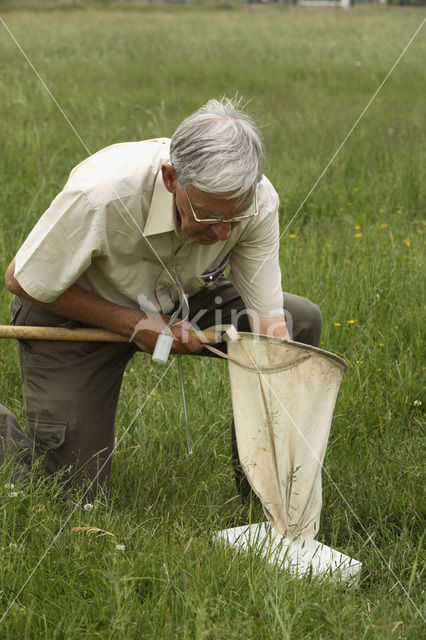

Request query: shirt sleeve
[
  {"left": 228, "top": 178, "right": 284, "bottom": 317},
  {"left": 14, "top": 185, "right": 104, "bottom": 303}
]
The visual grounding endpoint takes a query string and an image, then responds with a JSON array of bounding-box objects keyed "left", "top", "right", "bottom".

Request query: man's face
[{"left": 161, "top": 164, "right": 253, "bottom": 245}]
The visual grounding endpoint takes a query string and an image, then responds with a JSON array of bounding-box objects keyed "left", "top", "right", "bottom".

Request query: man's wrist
[{"left": 125, "top": 309, "right": 170, "bottom": 343}]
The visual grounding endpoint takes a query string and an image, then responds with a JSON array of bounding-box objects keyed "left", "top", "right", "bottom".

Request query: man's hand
[
  {"left": 130, "top": 313, "right": 203, "bottom": 355},
  {"left": 248, "top": 312, "right": 291, "bottom": 341}
]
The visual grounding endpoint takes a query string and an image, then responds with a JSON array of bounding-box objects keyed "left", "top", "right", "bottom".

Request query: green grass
[{"left": 0, "top": 4, "right": 425, "bottom": 638}]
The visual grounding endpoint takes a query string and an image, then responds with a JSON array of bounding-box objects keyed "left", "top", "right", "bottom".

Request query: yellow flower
[
  {"left": 376, "top": 368, "right": 381, "bottom": 372},
  {"left": 347, "top": 202, "right": 353, "bottom": 206},
  {"left": 397, "top": 209, "right": 402, "bottom": 214},
  {"left": 353, "top": 187, "right": 359, "bottom": 192},
  {"left": 347, "top": 320, "right": 355, "bottom": 324},
  {"left": 289, "top": 233, "right": 296, "bottom": 238},
  {"left": 339, "top": 207, "right": 345, "bottom": 212},
  {"left": 417, "top": 228, "right": 423, "bottom": 234},
  {"left": 355, "top": 233, "right": 363, "bottom": 238},
  {"left": 379, "top": 343, "right": 384, "bottom": 347},
  {"left": 334, "top": 322, "right": 341, "bottom": 327},
  {"left": 381, "top": 223, "right": 388, "bottom": 229},
  {"left": 151, "top": 392, "right": 157, "bottom": 397},
  {"left": 405, "top": 240, "right": 411, "bottom": 247},
  {"left": 356, "top": 360, "right": 363, "bottom": 364},
  {"left": 327, "top": 242, "right": 333, "bottom": 247},
  {"left": 354, "top": 225, "right": 361, "bottom": 230}
]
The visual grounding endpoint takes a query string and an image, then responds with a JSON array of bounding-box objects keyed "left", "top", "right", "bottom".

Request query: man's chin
[{"left": 193, "top": 236, "right": 219, "bottom": 245}]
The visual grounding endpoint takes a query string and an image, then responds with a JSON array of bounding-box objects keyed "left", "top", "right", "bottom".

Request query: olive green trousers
[{"left": 0, "top": 280, "right": 322, "bottom": 499}]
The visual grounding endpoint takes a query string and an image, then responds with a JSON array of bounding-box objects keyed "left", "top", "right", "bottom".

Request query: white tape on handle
[{"left": 152, "top": 333, "right": 174, "bottom": 364}]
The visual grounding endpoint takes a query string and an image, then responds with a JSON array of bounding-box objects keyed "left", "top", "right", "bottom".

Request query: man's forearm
[
  {"left": 5, "top": 258, "right": 203, "bottom": 354},
  {"left": 5, "top": 258, "right": 147, "bottom": 339}
]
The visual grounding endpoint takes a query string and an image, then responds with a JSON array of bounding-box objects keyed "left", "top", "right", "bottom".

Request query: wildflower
[
  {"left": 289, "top": 234, "right": 296, "bottom": 239},
  {"left": 356, "top": 360, "right": 363, "bottom": 364},
  {"left": 347, "top": 202, "right": 353, "bottom": 206},
  {"left": 354, "top": 225, "right": 361, "bottom": 230},
  {"left": 4, "top": 483, "right": 14, "bottom": 490},
  {"left": 347, "top": 320, "right": 355, "bottom": 324},
  {"left": 376, "top": 368, "right": 381, "bottom": 372},
  {"left": 115, "top": 544, "right": 126, "bottom": 551},
  {"left": 151, "top": 392, "right": 157, "bottom": 397},
  {"left": 8, "top": 543, "right": 18, "bottom": 550},
  {"left": 83, "top": 503, "right": 94, "bottom": 512},
  {"left": 327, "top": 242, "right": 333, "bottom": 247},
  {"left": 8, "top": 492, "right": 18, "bottom": 498},
  {"left": 334, "top": 322, "right": 341, "bottom": 327},
  {"left": 381, "top": 223, "right": 388, "bottom": 229},
  {"left": 339, "top": 207, "right": 344, "bottom": 212},
  {"left": 405, "top": 240, "right": 411, "bottom": 247},
  {"left": 378, "top": 343, "right": 384, "bottom": 347},
  {"left": 397, "top": 209, "right": 402, "bottom": 214},
  {"left": 355, "top": 233, "right": 363, "bottom": 238},
  {"left": 353, "top": 187, "right": 359, "bottom": 192},
  {"left": 417, "top": 229, "right": 423, "bottom": 234},
  {"left": 413, "top": 400, "right": 422, "bottom": 407}
]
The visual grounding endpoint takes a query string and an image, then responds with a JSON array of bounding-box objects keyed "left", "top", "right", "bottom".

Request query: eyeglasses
[{"left": 185, "top": 189, "right": 258, "bottom": 225}]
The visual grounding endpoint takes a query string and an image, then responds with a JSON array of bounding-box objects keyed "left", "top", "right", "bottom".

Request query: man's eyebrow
[
  {"left": 195, "top": 200, "right": 253, "bottom": 217},
  {"left": 195, "top": 206, "right": 215, "bottom": 216}
]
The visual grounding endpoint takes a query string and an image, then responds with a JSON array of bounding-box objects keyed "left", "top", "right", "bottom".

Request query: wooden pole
[{"left": 0, "top": 325, "right": 220, "bottom": 345}]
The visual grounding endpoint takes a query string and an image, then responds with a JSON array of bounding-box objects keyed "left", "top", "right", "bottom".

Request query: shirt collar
[{"left": 143, "top": 167, "right": 179, "bottom": 236}]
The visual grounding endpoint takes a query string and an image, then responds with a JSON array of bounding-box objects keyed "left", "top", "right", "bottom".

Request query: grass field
[{"left": 0, "top": 4, "right": 425, "bottom": 638}]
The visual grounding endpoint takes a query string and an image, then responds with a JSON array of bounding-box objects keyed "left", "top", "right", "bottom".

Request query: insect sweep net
[{"left": 224, "top": 333, "right": 347, "bottom": 542}]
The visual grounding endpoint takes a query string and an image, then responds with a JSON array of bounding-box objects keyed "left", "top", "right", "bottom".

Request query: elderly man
[{"left": 2, "top": 97, "right": 321, "bottom": 497}]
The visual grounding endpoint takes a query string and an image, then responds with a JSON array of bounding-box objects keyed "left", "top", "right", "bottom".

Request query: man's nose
[{"left": 210, "top": 221, "right": 231, "bottom": 241}]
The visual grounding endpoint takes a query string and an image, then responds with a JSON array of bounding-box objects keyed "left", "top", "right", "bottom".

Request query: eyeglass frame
[{"left": 184, "top": 188, "right": 258, "bottom": 225}]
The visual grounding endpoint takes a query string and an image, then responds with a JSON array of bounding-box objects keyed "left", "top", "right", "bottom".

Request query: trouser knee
[
  {"left": 284, "top": 293, "right": 323, "bottom": 347},
  {"left": 301, "top": 301, "right": 322, "bottom": 347}
]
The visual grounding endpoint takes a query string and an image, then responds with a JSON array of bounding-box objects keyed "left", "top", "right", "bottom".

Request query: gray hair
[{"left": 170, "top": 97, "right": 263, "bottom": 200}]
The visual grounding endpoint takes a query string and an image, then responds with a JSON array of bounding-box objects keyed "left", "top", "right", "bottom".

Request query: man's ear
[{"left": 161, "top": 163, "right": 177, "bottom": 194}]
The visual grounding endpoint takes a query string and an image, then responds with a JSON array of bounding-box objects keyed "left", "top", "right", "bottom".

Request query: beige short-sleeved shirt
[{"left": 14, "top": 139, "right": 284, "bottom": 317}]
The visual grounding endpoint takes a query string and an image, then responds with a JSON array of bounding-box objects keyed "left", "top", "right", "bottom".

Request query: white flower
[
  {"left": 413, "top": 400, "right": 422, "bottom": 407},
  {"left": 83, "top": 503, "right": 94, "bottom": 511},
  {"left": 115, "top": 544, "right": 126, "bottom": 551},
  {"left": 8, "top": 543, "right": 18, "bottom": 550},
  {"left": 8, "top": 492, "right": 18, "bottom": 498},
  {"left": 4, "top": 483, "right": 14, "bottom": 490}
]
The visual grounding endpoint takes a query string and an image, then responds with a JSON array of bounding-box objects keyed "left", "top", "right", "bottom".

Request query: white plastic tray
[{"left": 214, "top": 522, "right": 362, "bottom": 583}]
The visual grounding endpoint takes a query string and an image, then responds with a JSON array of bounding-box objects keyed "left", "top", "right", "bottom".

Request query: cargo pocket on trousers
[
  {"left": 27, "top": 418, "right": 68, "bottom": 451},
  {"left": 10, "top": 296, "right": 27, "bottom": 326}
]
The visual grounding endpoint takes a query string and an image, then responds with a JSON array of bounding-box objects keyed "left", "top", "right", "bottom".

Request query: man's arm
[
  {"left": 5, "top": 258, "right": 202, "bottom": 355},
  {"left": 248, "top": 311, "right": 291, "bottom": 341}
]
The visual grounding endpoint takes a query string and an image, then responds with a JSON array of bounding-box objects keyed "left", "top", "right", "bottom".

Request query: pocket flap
[{"left": 27, "top": 418, "right": 67, "bottom": 450}]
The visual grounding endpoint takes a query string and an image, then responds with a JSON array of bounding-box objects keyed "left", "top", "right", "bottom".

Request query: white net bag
[{"left": 224, "top": 333, "right": 347, "bottom": 542}]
